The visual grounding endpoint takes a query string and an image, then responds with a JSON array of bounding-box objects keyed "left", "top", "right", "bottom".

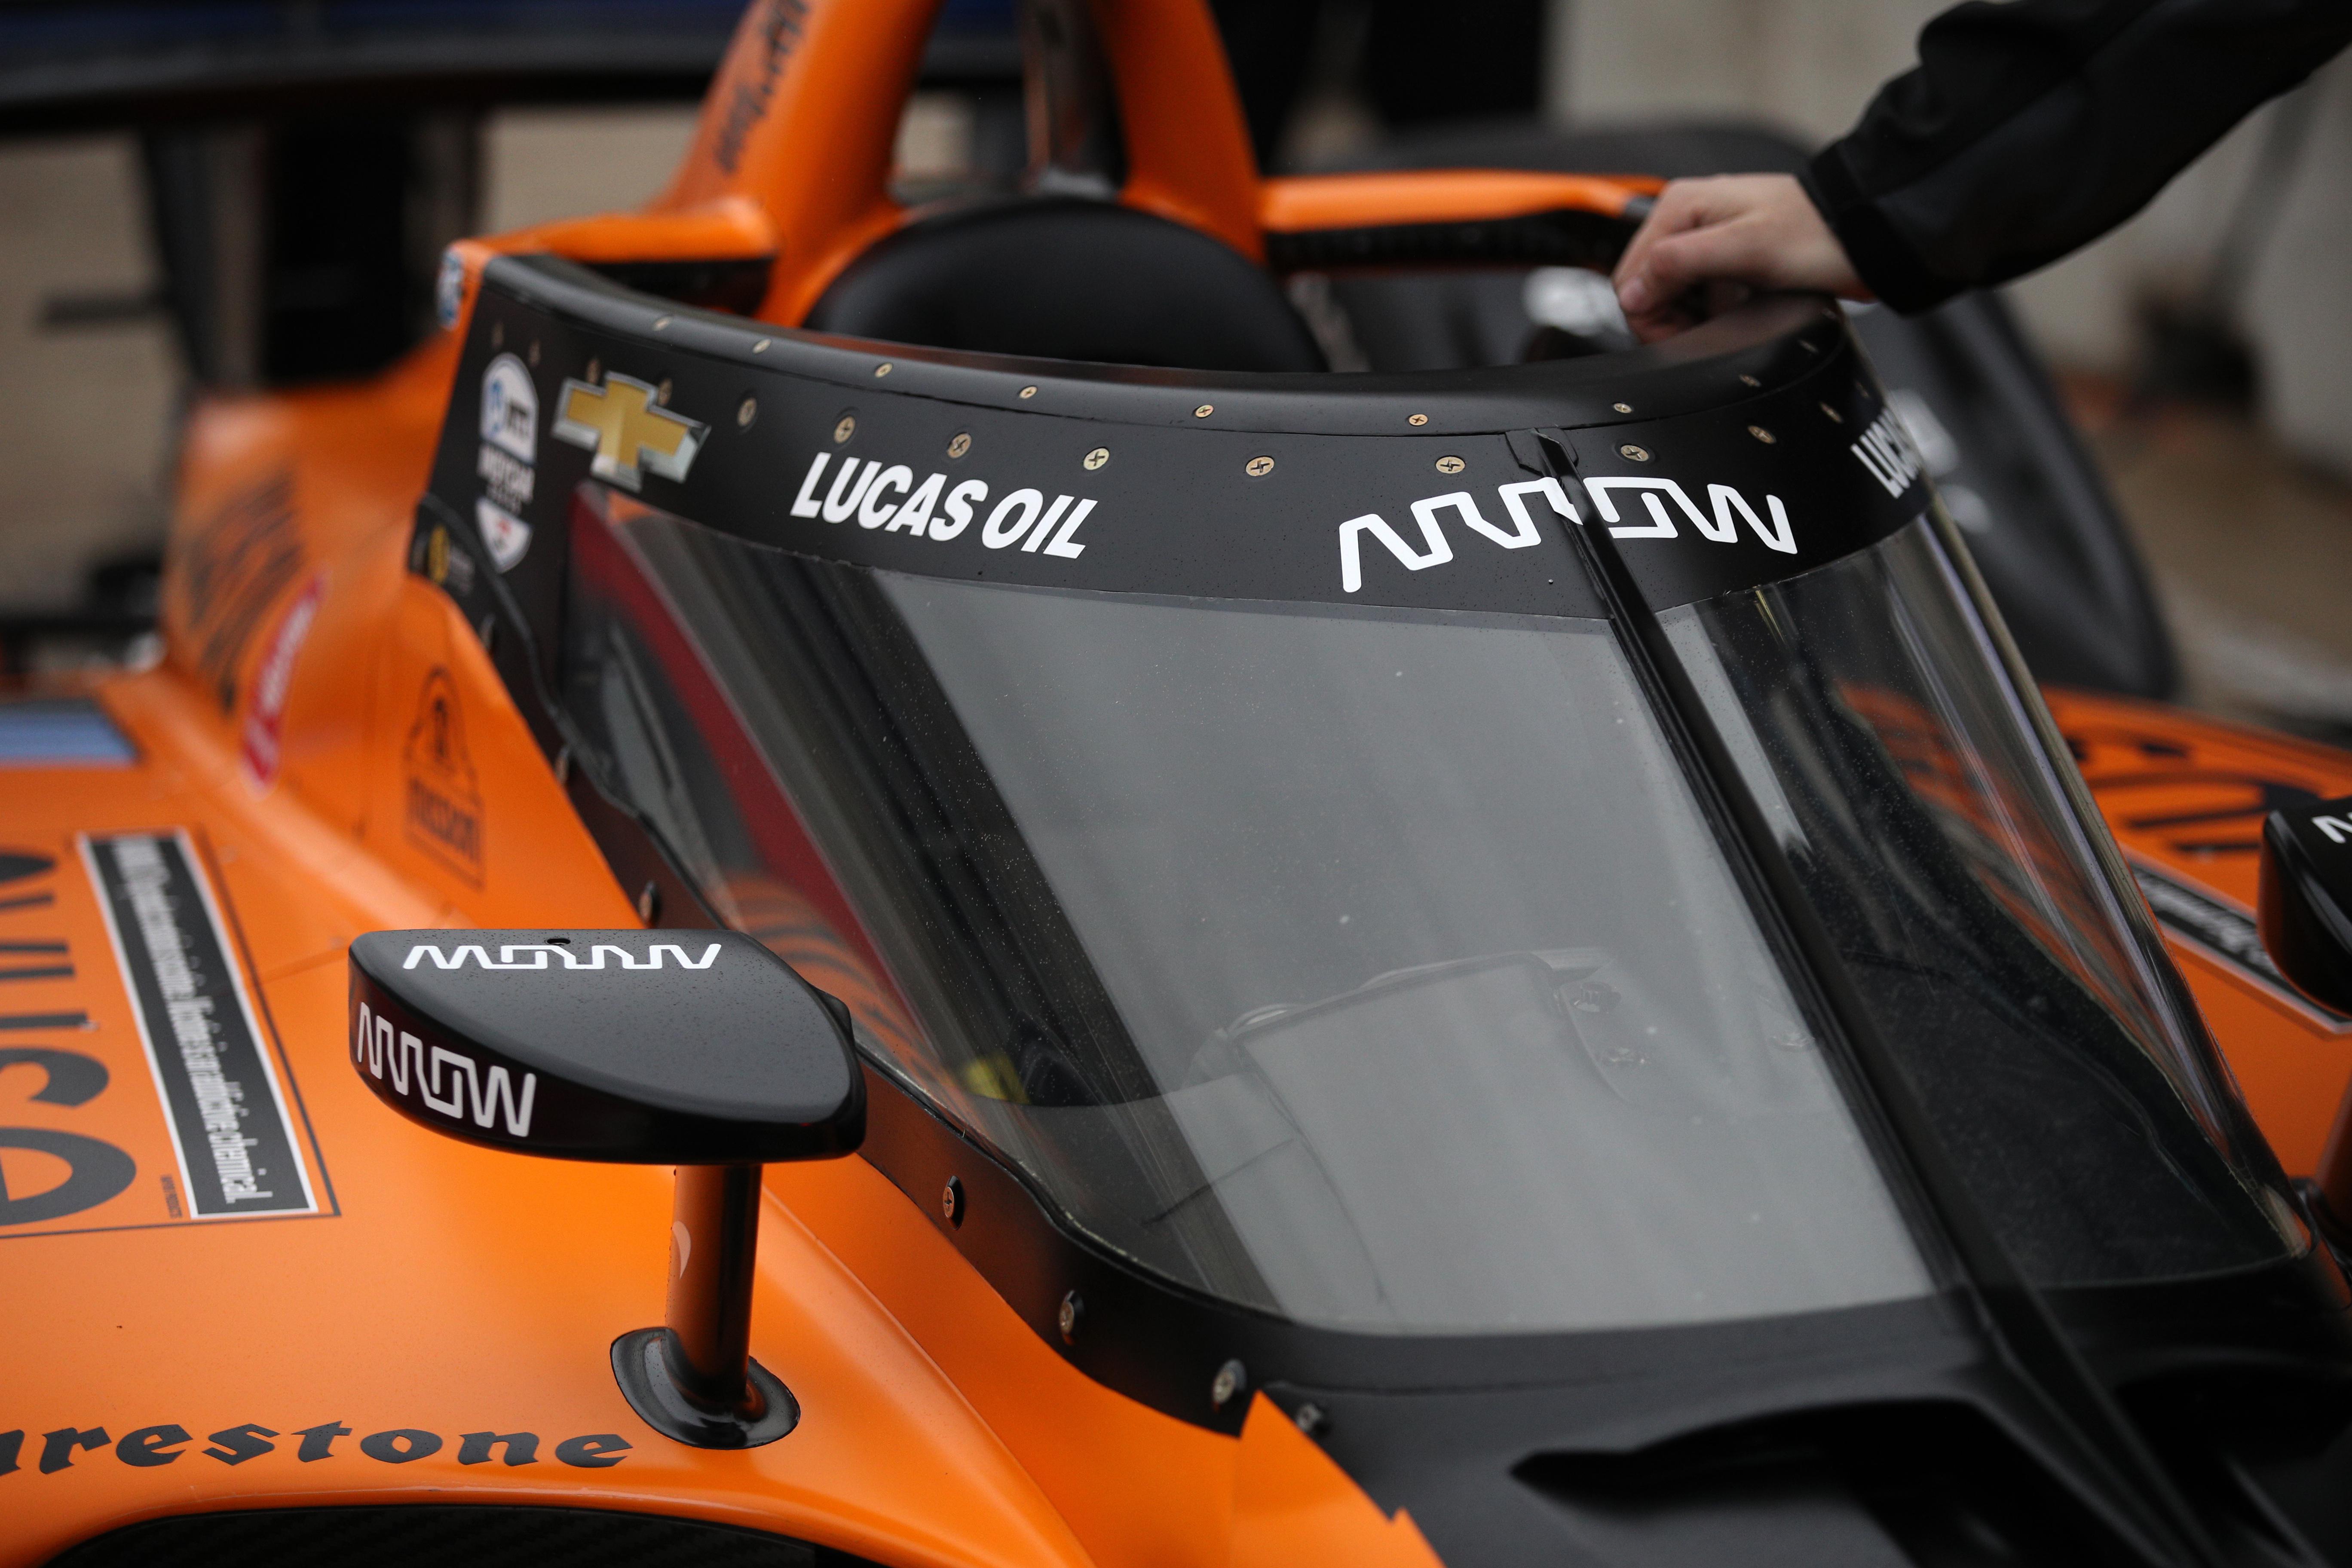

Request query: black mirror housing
[
  {"left": 2260, "top": 799, "right": 2352, "bottom": 1016},
  {"left": 348, "top": 930, "right": 864, "bottom": 1164}
]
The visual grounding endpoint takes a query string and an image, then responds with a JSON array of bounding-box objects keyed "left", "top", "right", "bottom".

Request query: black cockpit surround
[{"left": 413, "top": 254, "right": 2352, "bottom": 1568}]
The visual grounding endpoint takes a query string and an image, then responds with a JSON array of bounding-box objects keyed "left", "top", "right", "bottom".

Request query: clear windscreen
[
  {"left": 1660, "top": 516, "right": 2297, "bottom": 1286},
  {"left": 561, "top": 489, "right": 1931, "bottom": 1335}
]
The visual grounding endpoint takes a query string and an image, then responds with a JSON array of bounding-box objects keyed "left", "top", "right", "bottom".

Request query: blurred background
[{"left": 3, "top": 0, "right": 2349, "bottom": 738}]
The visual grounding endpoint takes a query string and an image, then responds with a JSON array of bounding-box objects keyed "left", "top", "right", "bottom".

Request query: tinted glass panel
[
  {"left": 561, "top": 490, "right": 1931, "bottom": 1334},
  {"left": 1660, "top": 519, "right": 2294, "bottom": 1285}
]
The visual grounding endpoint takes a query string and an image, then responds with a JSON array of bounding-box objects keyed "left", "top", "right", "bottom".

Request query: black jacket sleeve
[{"left": 1801, "top": 0, "right": 2352, "bottom": 313}]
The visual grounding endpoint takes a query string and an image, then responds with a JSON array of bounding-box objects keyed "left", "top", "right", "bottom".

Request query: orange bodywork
[
  {"left": 2044, "top": 691, "right": 2352, "bottom": 1184},
  {"left": 9, "top": 373, "right": 2345, "bottom": 1568},
  {"left": 3, "top": 337, "right": 1441, "bottom": 1566},
  {"left": 3, "top": 0, "right": 2345, "bottom": 1562},
  {"left": 432, "top": 0, "right": 1655, "bottom": 333},
  {"left": 1259, "top": 170, "right": 1661, "bottom": 233}
]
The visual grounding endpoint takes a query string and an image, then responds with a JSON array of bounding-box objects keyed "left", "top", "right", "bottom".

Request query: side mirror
[
  {"left": 348, "top": 930, "right": 864, "bottom": 1449},
  {"left": 2259, "top": 797, "right": 2352, "bottom": 1015}
]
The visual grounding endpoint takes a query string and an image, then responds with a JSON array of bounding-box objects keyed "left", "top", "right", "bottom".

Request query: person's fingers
[
  {"left": 1618, "top": 193, "right": 1751, "bottom": 339},
  {"left": 1643, "top": 222, "right": 1770, "bottom": 296},
  {"left": 1616, "top": 180, "right": 1769, "bottom": 297},
  {"left": 1622, "top": 227, "right": 1773, "bottom": 343},
  {"left": 1613, "top": 173, "right": 1868, "bottom": 339},
  {"left": 1612, "top": 182, "right": 1738, "bottom": 312},
  {"left": 1623, "top": 300, "right": 1702, "bottom": 344}
]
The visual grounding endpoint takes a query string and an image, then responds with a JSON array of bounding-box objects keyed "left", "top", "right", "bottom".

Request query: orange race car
[{"left": 12, "top": 2, "right": 2352, "bottom": 1566}]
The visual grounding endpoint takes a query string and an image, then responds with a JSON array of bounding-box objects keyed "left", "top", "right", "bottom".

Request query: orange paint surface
[
  {"left": 1260, "top": 170, "right": 1662, "bottom": 233},
  {"left": 1231, "top": 1395, "right": 1443, "bottom": 1568},
  {"left": 2048, "top": 687, "right": 2352, "bottom": 1174}
]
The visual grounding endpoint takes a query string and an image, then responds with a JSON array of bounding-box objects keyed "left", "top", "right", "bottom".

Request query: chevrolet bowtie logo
[{"left": 551, "top": 372, "right": 707, "bottom": 490}]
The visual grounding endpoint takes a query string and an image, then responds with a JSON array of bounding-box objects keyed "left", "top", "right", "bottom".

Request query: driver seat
[{"left": 805, "top": 197, "right": 1326, "bottom": 374}]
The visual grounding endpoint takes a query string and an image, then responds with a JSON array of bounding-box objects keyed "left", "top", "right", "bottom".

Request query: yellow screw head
[
  {"left": 1749, "top": 425, "right": 1776, "bottom": 444},
  {"left": 1820, "top": 402, "right": 1843, "bottom": 424},
  {"left": 875, "top": 362, "right": 893, "bottom": 377},
  {"left": 833, "top": 415, "right": 856, "bottom": 444},
  {"left": 1620, "top": 443, "right": 1651, "bottom": 462},
  {"left": 1612, "top": 402, "right": 1633, "bottom": 413},
  {"left": 1245, "top": 455, "right": 1275, "bottom": 477},
  {"left": 1740, "top": 374, "right": 1761, "bottom": 387},
  {"left": 1019, "top": 385, "right": 1038, "bottom": 399},
  {"left": 947, "top": 432, "right": 972, "bottom": 459},
  {"left": 1407, "top": 413, "right": 1429, "bottom": 426},
  {"left": 1194, "top": 404, "right": 1214, "bottom": 418},
  {"left": 1084, "top": 447, "right": 1110, "bottom": 471},
  {"left": 1435, "top": 455, "right": 1465, "bottom": 475},
  {"left": 736, "top": 398, "right": 756, "bottom": 429}
]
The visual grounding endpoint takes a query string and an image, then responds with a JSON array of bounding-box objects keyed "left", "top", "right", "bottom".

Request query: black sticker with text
[{"left": 81, "top": 832, "right": 318, "bottom": 1216}]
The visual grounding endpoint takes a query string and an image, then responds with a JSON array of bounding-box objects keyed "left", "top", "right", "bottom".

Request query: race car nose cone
[
  {"left": 346, "top": 928, "right": 865, "bottom": 1448},
  {"left": 2260, "top": 799, "right": 2352, "bottom": 1017}
]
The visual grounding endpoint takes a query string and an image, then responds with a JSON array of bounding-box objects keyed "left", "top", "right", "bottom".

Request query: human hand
[{"left": 1612, "top": 174, "right": 1871, "bottom": 342}]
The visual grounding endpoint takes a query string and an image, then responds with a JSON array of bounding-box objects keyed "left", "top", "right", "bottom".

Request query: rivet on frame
[
  {"left": 1194, "top": 404, "right": 1214, "bottom": 418},
  {"left": 1407, "top": 413, "right": 1428, "bottom": 426},
  {"left": 875, "top": 362, "right": 893, "bottom": 378},
  {"left": 1612, "top": 402, "right": 1633, "bottom": 413},
  {"left": 737, "top": 397, "right": 757, "bottom": 429},
  {"left": 1749, "top": 425, "right": 1776, "bottom": 444},
  {"left": 1019, "top": 385, "right": 1038, "bottom": 399}
]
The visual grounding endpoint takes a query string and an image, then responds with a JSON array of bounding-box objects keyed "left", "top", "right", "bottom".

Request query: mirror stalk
[
  {"left": 665, "top": 1162, "right": 765, "bottom": 1417},
  {"left": 348, "top": 929, "right": 861, "bottom": 1452}
]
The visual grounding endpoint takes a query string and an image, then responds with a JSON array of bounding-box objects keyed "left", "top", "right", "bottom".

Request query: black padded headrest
[{"left": 806, "top": 197, "right": 1326, "bottom": 373}]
